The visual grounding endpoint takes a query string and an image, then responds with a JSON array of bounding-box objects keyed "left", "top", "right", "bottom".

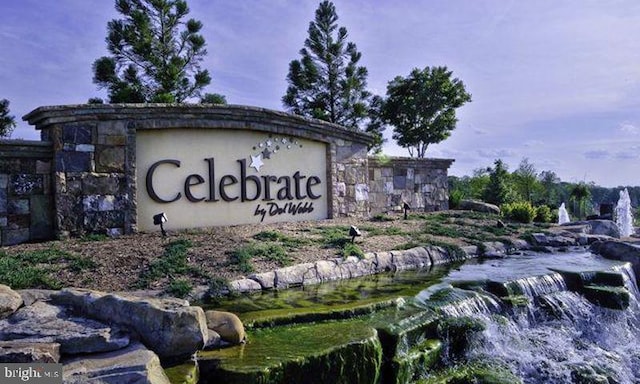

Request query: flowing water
[
  {"left": 202, "top": 249, "right": 640, "bottom": 383},
  {"left": 431, "top": 251, "right": 640, "bottom": 384}
]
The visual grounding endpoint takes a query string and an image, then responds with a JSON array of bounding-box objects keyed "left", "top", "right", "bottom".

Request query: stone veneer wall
[
  {"left": 23, "top": 104, "right": 374, "bottom": 238},
  {"left": 368, "top": 156, "right": 454, "bottom": 214},
  {"left": 0, "top": 140, "right": 54, "bottom": 245}
]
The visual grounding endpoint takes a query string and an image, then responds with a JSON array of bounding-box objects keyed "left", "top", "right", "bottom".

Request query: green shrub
[
  {"left": 341, "top": 242, "right": 365, "bottom": 258},
  {"left": 371, "top": 213, "right": 394, "bottom": 222},
  {"left": 229, "top": 242, "right": 292, "bottom": 272},
  {"left": 533, "top": 205, "right": 552, "bottom": 223},
  {"left": 501, "top": 201, "right": 536, "bottom": 223},
  {"left": 449, "top": 189, "right": 464, "bottom": 209},
  {"left": 165, "top": 278, "right": 192, "bottom": 298}
]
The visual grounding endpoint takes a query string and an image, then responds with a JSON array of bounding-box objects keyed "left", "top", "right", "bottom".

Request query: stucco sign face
[{"left": 136, "top": 129, "right": 328, "bottom": 231}]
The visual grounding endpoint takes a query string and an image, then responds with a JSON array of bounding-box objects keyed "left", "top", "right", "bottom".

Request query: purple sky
[{"left": 2, "top": 0, "right": 640, "bottom": 187}]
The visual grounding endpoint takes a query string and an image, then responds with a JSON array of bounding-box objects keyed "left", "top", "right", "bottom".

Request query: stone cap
[
  {"left": 23, "top": 104, "right": 376, "bottom": 145},
  {"left": 368, "top": 155, "right": 454, "bottom": 168}
]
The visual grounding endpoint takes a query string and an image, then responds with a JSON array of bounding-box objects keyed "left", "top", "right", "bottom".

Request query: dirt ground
[{"left": 0, "top": 211, "right": 499, "bottom": 292}]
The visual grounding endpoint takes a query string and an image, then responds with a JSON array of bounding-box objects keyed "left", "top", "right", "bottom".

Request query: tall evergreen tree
[
  {"left": 283, "top": 1, "right": 371, "bottom": 129},
  {"left": 0, "top": 99, "right": 16, "bottom": 138},
  {"left": 92, "top": 0, "right": 214, "bottom": 103}
]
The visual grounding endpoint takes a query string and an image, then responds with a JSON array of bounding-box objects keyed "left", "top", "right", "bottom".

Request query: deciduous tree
[
  {"left": 92, "top": 0, "right": 215, "bottom": 103},
  {"left": 382, "top": 66, "right": 471, "bottom": 158}
]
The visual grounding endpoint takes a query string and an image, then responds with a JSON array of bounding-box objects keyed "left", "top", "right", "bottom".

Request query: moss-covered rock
[
  {"left": 197, "top": 320, "right": 382, "bottom": 384},
  {"left": 436, "top": 316, "right": 486, "bottom": 360},
  {"left": 390, "top": 339, "right": 442, "bottom": 384},
  {"left": 581, "top": 285, "right": 630, "bottom": 310},
  {"left": 416, "top": 362, "right": 522, "bottom": 384}
]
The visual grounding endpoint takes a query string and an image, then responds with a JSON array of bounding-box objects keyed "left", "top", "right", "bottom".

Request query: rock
[
  {"left": 274, "top": 263, "right": 316, "bottom": 288},
  {"left": 0, "top": 301, "right": 129, "bottom": 354},
  {"left": 228, "top": 279, "right": 262, "bottom": 293},
  {"left": 248, "top": 271, "right": 276, "bottom": 290},
  {"left": 573, "top": 220, "right": 621, "bottom": 238},
  {"left": 205, "top": 311, "right": 245, "bottom": 345},
  {"left": 530, "top": 233, "right": 549, "bottom": 246},
  {"left": 203, "top": 329, "right": 222, "bottom": 350},
  {"left": 496, "top": 219, "right": 506, "bottom": 228},
  {"left": 459, "top": 199, "right": 500, "bottom": 215},
  {"left": 0, "top": 284, "right": 22, "bottom": 319},
  {"left": 315, "top": 260, "right": 342, "bottom": 282},
  {"left": 392, "top": 247, "right": 431, "bottom": 271},
  {"left": 581, "top": 285, "right": 630, "bottom": 310},
  {"left": 51, "top": 288, "right": 208, "bottom": 359},
  {"left": 592, "top": 241, "right": 640, "bottom": 278},
  {"left": 63, "top": 342, "right": 171, "bottom": 384},
  {"left": 0, "top": 341, "right": 60, "bottom": 363},
  {"left": 17, "top": 289, "right": 56, "bottom": 306}
]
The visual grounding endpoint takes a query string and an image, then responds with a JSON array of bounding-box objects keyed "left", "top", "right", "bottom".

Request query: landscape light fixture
[
  {"left": 153, "top": 212, "right": 168, "bottom": 237},
  {"left": 403, "top": 202, "right": 411, "bottom": 220},
  {"left": 349, "top": 225, "right": 361, "bottom": 243}
]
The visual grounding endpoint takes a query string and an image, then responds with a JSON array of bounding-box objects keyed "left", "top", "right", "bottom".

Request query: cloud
[
  {"left": 583, "top": 150, "right": 610, "bottom": 159},
  {"left": 473, "top": 128, "right": 488, "bottom": 135},
  {"left": 523, "top": 140, "right": 544, "bottom": 148},
  {"left": 619, "top": 122, "right": 640, "bottom": 135},
  {"left": 615, "top": 151, "right": 639, "bottom": 160},
  {"left": 477, "top": 149, "right": 516, "bottom": 159}
]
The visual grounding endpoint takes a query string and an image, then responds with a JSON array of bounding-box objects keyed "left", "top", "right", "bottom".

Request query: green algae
[
  {"left": 164, "top": 360, "right": 198, "bottom": 384},
  {"left": 416, "top": 362, "right": 522, "bottom": 384},
  {"left": 390, "top": 339, "right": 442, "bottom": 384},
  {"left": 197, "top": 320, "right": 382, "bottom": 384},
  {"left": 582, "top": 285, "right": 630, "bottom": 310},
  {"left": 204, "top": 268, "right": 451, "bottom": 328}
]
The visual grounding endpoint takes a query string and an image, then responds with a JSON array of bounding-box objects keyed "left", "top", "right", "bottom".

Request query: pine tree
[
  {"left": 92, "top": 0, "right": 214, "bottom": 103},
  {"left": 0, "top": 99, "right": 16, "bottom": 138},
  {"left": 283, "top": 1, "right": 371, "bottom": 129}
]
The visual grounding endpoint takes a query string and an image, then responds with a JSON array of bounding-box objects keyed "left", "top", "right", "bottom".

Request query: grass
[
  {"left": 229, "top": 242, "right": 293, "bottom": 274},
  {"left": 0, "top": 247, "right": 96, "bottom": 289},
  {"left": 165, "top": 278, "right": 193, "bottom": 298},
  {"left": 137, "top": 239, "right": 209, "bottom": 288}
]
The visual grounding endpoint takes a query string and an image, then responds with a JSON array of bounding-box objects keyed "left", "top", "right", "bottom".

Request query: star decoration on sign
[
  {"left": 250, "top": 154, "right": 264, "bottom": 172},
  {"left": 248, "top": 136, "right": 305, "bottom": 173}
]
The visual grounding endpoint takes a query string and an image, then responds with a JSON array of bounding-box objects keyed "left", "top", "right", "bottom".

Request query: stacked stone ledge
[{"left": 226, "top": 220, "right": 625, "bottom": 295}]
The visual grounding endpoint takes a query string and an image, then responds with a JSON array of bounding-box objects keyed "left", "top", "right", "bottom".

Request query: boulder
[
  {"left": 249, "top": 271, "right": 276, "bottom": 290},
  {"left": 228, "top": 279, "right": 261, "bottom": 293},
  {"left": 573, "top": 220, "right": 620, "bottom": 238},
  {"left": 51, "top": 289, "right": 208, "bottom": 359},
  {"left": 17, "top": 289, "right": 56, "bottom": 306},
  {"left": 0, "top": 301, "right": 129, "bottom": 354},
  {"left": 459, "top": 200, "right": 500, "bottom": 215},
  {"left": 274, "top": 263, "right": 316, "bottom": 288},
  {"left": 0, "top": 284, "right": 22, "bottom": 319},
  {"left": 205, "top": 311, "right": 245, "bottom": 345},
  {"left": 63, "top": 342, "right": 170, "bottom": 384},
  {"left": 0, "top": 341, "right": 60, "bottom": 363},
  {"left": 592, "top": 241, "right": 640, "bottom": 278}
]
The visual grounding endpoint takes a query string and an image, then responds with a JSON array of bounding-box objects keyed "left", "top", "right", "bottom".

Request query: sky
[{"left": 2, "top": 0, "right": 640, "bottom": 187}]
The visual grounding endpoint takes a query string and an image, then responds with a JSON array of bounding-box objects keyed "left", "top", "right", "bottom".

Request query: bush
[
  {"left": 449, "top": 189, "right": 464, "bottom": 209},
  {"left": 534, "top": 205, "right": 552, "bottom": 223},
  {"left": 501, "top": 201, "right": 536, "bottom": 223}
]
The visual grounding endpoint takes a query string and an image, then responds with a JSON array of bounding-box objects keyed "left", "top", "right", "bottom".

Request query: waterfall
[
  {"left": 615, "top": 188, "right": 635, "bottom": 237},
  {"left": 438, "top": 294, "right": 501, "bottom": 318},
  {"left": 506, "top": 273, "right": 568, "bottom": 299},
  {"left": 457, "top": 267, "right": 640, "bottom": 383}
]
